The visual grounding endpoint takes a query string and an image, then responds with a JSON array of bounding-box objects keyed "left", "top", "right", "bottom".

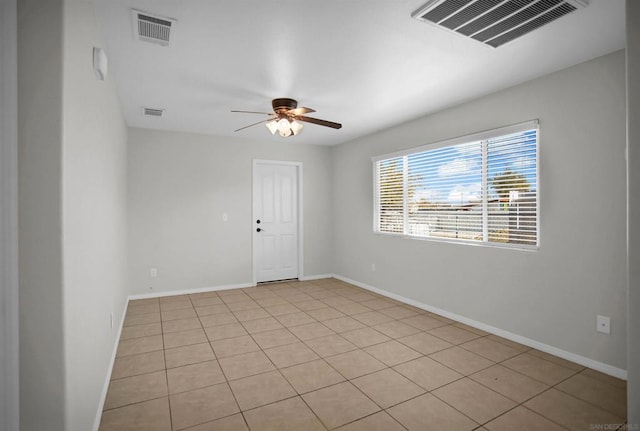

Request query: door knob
[{"left": 256, "top": 228, "right": 262, "bottom": 232}]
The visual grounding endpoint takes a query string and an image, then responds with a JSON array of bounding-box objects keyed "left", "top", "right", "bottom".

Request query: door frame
[
  {"left": 0, "top": 0, "right": 19, "bottom": 429},
  {"left": 252, "top": 160, "right": 304, "bottom": 285}
]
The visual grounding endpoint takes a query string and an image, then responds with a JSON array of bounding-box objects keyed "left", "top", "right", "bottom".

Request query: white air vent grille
[
  {"left": 142, "top": 107, "right": 164, "bottom": 117},
  {"left": 413, "top": 0, "right": 588, "bottom": 48},
  {"left": 132, "top": 10, "right": 175, "bottom": 46}
]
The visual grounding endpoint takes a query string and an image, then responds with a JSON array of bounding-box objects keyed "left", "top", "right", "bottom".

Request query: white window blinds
[
  {"left": 377, "top": 156, "right": 405, "bottom": 234},
  {"left": 374, "top": 121, "right": 539, "bottom": 249}
]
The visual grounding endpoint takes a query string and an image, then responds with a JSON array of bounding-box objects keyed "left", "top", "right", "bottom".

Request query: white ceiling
[{"left": 94, "top": 0, "right": 625, "bottom": 146}]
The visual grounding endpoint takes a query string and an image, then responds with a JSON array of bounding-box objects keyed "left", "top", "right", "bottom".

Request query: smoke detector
[{"left": 412, "top": 0, "right": 589, "bottom": 48}]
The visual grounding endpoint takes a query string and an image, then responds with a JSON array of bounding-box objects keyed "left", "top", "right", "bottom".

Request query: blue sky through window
[{"left": 407, "top": 129, "right": 537, "bottom": 206}]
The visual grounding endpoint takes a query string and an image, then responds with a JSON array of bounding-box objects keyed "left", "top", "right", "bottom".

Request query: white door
[{"left": 253, "top": 162, "right": 299, "bottom": 283}]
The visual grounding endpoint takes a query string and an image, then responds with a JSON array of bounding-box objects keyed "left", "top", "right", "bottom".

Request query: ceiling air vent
[
  {"left": 412, "top": 0, "right": 588, "bottom": 48},
  {"left": 132, "top": 10, "right": 175, "bottom": 46},
  {"left": 142, "top": 107, "right": 164, "bottom": 118}
]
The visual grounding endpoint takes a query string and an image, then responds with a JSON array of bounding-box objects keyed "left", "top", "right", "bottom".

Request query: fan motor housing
[{"left": 272, "top": 98, "right": 298, "bottom": 112}]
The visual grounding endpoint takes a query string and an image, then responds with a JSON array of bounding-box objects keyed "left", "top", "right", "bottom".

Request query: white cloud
[
  {"left": 438, "top": 158, "right": 477, "bottom": 177},
  {"left": 511, "top": 156, "right": 535, "bottom": 170},
  {"left": 447, "top": 183, "right": 482, "bottom": 203}
]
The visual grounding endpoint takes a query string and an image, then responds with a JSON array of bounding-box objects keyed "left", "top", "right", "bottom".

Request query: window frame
[{"left": 372, "top": 120, "right": 540, "bottom": 251}]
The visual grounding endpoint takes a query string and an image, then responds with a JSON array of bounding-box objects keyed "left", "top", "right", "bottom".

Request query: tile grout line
[
  {"left": 268, "top": 301, "right": 430, "bottom": 430},
  {"left": 239, "top": 303, "right": 329, "bottom": 431},
  {"left": 165, "top": 294, "right": 207, "bottom": 429},
  {"left": 220, "top": 286, "right": 315, "bottom": 429},
  {"left": 178, "top": 291, "right": 250, "bottom": 431},
  {"left": 546, "top": 368, "right": 626, "bottom": 419},
  {"left": 243, "top": 278, "right": 386, "bottom": 429},
  {"left": 477, "top": 387, "right": 572, "bottom": 430},
  {"left": 101, "top": 395, "right": 170, "bottom": 414}
]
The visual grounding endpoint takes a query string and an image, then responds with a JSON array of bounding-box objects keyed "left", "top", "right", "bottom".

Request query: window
[{"left": 373, "top": 121, "right": 539, "bottom": 249}]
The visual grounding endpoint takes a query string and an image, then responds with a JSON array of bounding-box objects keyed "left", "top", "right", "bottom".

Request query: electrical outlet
[
  {"left": 597, "top": 315, "right": 610, "bottom": 334},
  {"left": 150, "top": 267, "right": 157, "bottom": 277},
  {"left": 222, "top": 212, "right": 228, "bottom": 222},
  {"left": 371, "top": 263, "right": 376, "bottom": 272}
]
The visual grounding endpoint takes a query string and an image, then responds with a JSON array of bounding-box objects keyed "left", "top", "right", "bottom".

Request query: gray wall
[
  {"left": 18, "top": 0, "right": 129, "bottom": 429},
  {"left": 627, "top": 0, "right": 640, "bottom": 422},
  {"left": 332, "top": 51, "right": 628, "bottom": 370},
  {"left": 61, "top": 0, "right": 129, "bottom": 429},
  {"left": 18, "top": 0, "right": 66, "bottom": 429},
  {"left": 127, "top": 128, "right": 333, "bottom": 294}
]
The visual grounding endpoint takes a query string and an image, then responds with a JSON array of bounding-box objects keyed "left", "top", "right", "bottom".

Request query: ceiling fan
[{"left": 232, "top": 98, "right": 342, "bottom": 137}]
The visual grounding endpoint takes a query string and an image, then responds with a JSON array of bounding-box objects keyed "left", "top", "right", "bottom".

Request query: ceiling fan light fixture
[
  {"left": 232, "top": 98, "right": 342, "bottom": 136},
  {"left": 266, "top": 117, "right": 302, "bottom": 138},
  {"left": 265, "top": 120, "right": 278, "bottom": 134}
]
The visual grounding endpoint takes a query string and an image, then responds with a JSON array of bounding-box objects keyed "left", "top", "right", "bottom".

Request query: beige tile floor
[{"left": 99, "top": 278, "right": 627, "bottom": 431}]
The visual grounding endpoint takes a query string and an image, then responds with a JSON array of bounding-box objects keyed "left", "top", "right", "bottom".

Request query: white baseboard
[
  {"left": 332, "top": 273, "right": 628, "bottom": 380},
  {"left": 128, "top": 282, "right": 255, "bottom": 300},
  {"left": 92, "top": 300, "right": 129, "bottom": 431},
  {"left": 300, "top": 274, "right": 333, "bottom": 281},
  {"left": 127, "top": 276, "right": 334, "bottom": 301}
]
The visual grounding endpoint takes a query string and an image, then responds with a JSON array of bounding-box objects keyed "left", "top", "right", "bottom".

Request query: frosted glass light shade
[
  {"left": 279, "top": 128, "right": 292, "bottom": 137},
  {"left": 265, "top": 120, "right": 278, "bottom": 134},
  {"left": 290, "top": 120, "right": 303, "bottom": 135},
  {"left": 277, "top": 118, "right": 290, "bottom": 133}
]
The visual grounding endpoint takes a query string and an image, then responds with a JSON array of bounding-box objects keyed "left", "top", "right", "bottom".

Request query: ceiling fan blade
[
  {"left": 289, "top": 107, "right": 316, "bottom": 116},
  {"left": 231, "top": 110, "right": 274, "bottom": 115},
  {"left": 234, "top": 117, "right": 275, "bottom": 132},
  {"left": 296, "top": 116, "right": 342, "bottom": 129}
]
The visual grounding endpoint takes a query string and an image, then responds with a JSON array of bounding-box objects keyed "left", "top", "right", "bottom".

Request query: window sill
[{"left": 373, "top": 231, "right": 539, "bottom": 252}]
